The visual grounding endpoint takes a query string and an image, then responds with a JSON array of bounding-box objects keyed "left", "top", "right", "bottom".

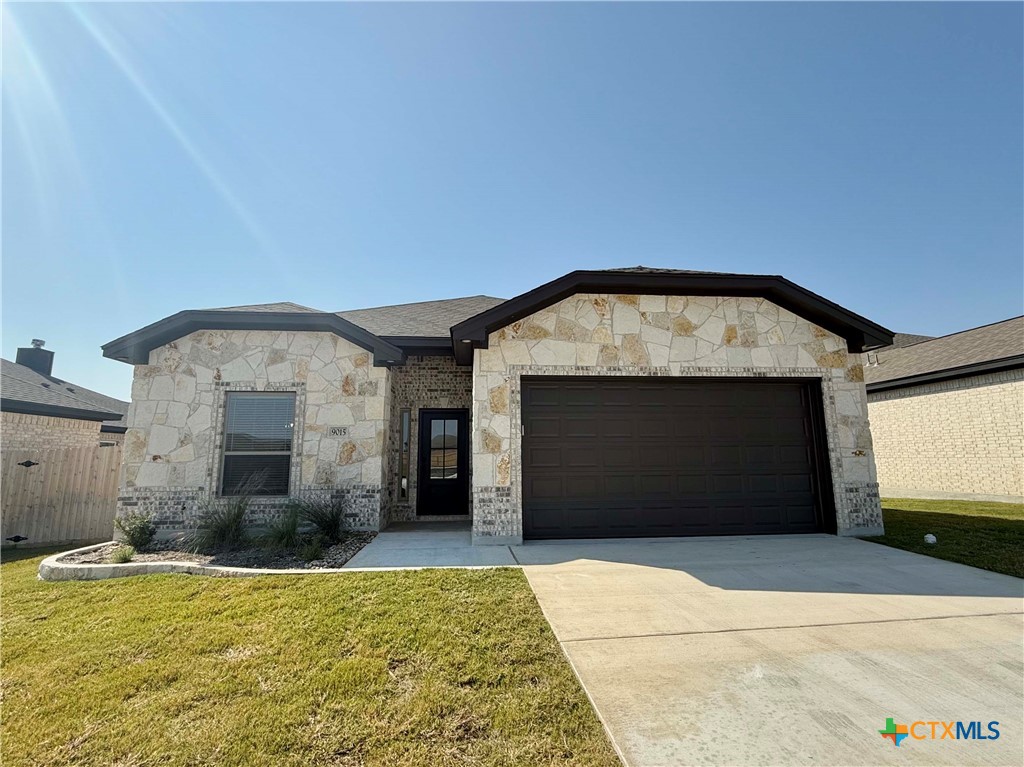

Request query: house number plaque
[{"left": 329, "top": 426, "right": 349, "bottom": 437}]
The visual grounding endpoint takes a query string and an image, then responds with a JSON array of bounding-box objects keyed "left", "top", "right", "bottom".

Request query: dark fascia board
[
  {"left": 450, "top": 270, "right": 894, "bottom": 364},
  {"left": 102, "top": 311, "right": 406, "bottom": 367},
  {"left": 865, "top": 354, "right": 1024, "bottom": 394},
  {"left": 382, "top": 336, "right": 456, "bottom": 358},
  {"left": 1, "top": 399, "right": 123, "bottom": 422},
  {"left": 100, "top": 424, "right": 128, "bottom": 433}
]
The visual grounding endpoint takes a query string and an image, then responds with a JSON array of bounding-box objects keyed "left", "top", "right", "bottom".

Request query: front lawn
[
  {"left": 1, "top": 552, "right": 618, "bottom": 767},
  {"left": 864, "top": 498, "right": 1024, "bottom": 578}
]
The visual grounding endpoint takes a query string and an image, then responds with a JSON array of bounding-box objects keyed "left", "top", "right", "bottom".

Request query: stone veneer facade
[
  {"left": 117, "top": 292, "right": 886, "bottom": 543},
  {"left": 471, "top": 293, "right": 882, "bottom": 544},
  {"left": 118, "top": 329, "right": 390, "bottom": 536},
  {"left": 867, "top": 368, "right": 1024, "bottom": 503}
]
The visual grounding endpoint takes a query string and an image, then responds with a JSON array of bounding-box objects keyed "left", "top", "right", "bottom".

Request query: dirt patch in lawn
[{"left": 60, "top": 532, "right": 375, "bottom": 570}]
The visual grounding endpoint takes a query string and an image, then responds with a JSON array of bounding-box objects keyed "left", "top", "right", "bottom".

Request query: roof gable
[
  {"left": 103, "top": 310, "right": 405, "bottom": 367},
  {"left": 450, "top": 267, "right": 893, "bottom": 363}
]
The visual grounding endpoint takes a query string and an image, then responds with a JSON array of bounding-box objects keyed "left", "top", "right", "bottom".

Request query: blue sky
[{"left": 4, "top": 2, "right": 1022, "bottom": 400}]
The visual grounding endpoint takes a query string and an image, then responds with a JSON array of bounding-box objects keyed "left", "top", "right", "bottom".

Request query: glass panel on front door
[{"left": 429, "top": 419, "right": 459, "bottom": 479}]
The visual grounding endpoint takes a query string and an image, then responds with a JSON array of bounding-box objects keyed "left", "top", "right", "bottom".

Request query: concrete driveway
[{"left": 516, "top": 535, "right": 1023, "bottom": 767}]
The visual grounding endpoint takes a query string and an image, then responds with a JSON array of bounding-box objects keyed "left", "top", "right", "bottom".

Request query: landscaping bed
[
  {"left": 865, "top": 498, "right": 1024, "bottom": 578},
  {"left": 59, "top": 531, "right": 375, "bottom": 570}
]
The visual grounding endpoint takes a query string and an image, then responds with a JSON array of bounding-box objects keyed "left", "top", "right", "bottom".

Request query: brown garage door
[{"left": 521, "top": 377, "right": 834, "bottom": 540}]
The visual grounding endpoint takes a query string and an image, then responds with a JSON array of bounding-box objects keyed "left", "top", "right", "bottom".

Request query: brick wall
[
  {"left": 383, "top": 355, "right": 472, "bottom": 524},
  {"left": 1, "top": 412, "right": 103, "bottom": 451},
  {"left": 867, "top": 368, "right": 1024, "bottom": 502}
]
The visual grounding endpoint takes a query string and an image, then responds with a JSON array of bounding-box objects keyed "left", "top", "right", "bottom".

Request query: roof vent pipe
[{"left": 16, "top": 340, "right": 54, "bottom": 376}]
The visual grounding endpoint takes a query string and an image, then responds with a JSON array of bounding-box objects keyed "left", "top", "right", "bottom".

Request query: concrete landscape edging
[{"left": 37, "top": 542, "right": 518, "bottom": 581}]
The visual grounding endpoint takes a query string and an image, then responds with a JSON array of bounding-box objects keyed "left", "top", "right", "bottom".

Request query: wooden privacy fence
[{"left": 1, "top": 445, "right": 121, "bottom": 548}]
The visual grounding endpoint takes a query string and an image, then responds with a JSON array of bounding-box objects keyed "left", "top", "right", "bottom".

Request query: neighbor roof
[
  {"left": 887, "top": 333, "right": 935, "bottom": 349},
  {"left": 337, "top": 295, "right": 506, "bottom": 338},
  {"left": 865, "top": 316, "right": 1024, "bottom": 391},
  {"left": 450, "top": 266, "right": 894, "bottom": 363},
  {"left": 1, "top": 359, "right": 128, "bottom": 425}
]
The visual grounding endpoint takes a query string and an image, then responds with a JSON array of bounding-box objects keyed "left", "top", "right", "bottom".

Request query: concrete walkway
[
  {"left": 519, "top": 535, "right": 1024, "bottom": 767},
  {"left": 342, "top": 521, "right": 517, "bottom": 569}
]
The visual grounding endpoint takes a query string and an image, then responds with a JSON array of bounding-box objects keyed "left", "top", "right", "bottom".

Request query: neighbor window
[
  {"left": 399, "top": 409, "right": 411, "bottom": 499},
  {"left": 221, "top": 392, "right": 295, "bottom": 496}
]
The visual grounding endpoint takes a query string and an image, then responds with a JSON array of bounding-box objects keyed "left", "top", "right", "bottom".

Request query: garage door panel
[
  {"left": 565, "top": 446, "right": 599, "bottom": 468},
  {"left": 525, "top": 384, "right": 561, "bottom": 407},
  {"left": 565, "top": 417, "right": 599, "bottom": 438},
  {"left": 638, "top": 474, "right": 674, "bottom": 496},
  {"left": 529, "top": 417, "right": 561, "bottom": 438},
  {"left": 525, "top": 475, "right": 562, "bottom": 500},
  {"left": 522, "top": 378, "right": 830, "bottom": 539},
  {"left": 603, "top": 418, "right": 634, "bottom": 439},
  {"left": 787, "top": 504, "right": 818, "bottom": 526},
  {"left": 564, "top": 475, "right": 601, "bottom": 497},
  {"left": 603, "top": 475, "right": 636, "bottom": 497},
  {"left": 748, "top": 474, "right": 779, "bottom": 493},
  {"left": 603, "top": 445, "right": 636, "bottom": 467},
  {"left": 751, "top": 505, "right": 785, "bottom": 527},
  {"left": 710, "top": 445, "right": 742, "bottom": 466},
  {"left": 525, "top": 446, "right": 562, "bottom": 468}
]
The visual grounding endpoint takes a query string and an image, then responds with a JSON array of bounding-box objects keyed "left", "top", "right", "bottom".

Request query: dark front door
[
  {"left": 417, "top": 409, "right": 469, "bottom": 516},
  {"left": 521, "top": 377, "right": 835, "bottom": 540}
]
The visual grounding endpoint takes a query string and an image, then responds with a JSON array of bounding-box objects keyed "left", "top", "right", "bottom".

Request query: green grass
[
  {"left": 1, "top": 553, "right": 618, "bottom": 767},
  {"left": 864, "top": 498, "right": 1024, "bottom": 578}
]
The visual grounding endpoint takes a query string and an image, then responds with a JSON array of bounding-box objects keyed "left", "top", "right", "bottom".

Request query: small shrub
[
  {"left": 114, "top": 512, "right": 156, "bottom": 550},
  {"left": 187, "top": 473, "right": 265, "bottom": 553},
  {"left": 263, "top": 504, "right": 301, "bottom": 549},
  {"left": 298, "top": 536, "right": 326, "bottom": 562},
  {"left": 111, "top": 545, "right": 136, "bottom": 564},
  {"left": 295, "top": 496, "right": 347, "bottom": 543}
]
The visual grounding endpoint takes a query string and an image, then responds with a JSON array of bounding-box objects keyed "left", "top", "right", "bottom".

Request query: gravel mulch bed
[{"left": 59, "top": 532, "right": 376, "bottom": 570}]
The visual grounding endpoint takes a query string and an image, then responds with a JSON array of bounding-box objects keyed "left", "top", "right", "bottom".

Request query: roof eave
[
  {"left": 1, "top": 399, "right": 124, "bottom": 422},
  {"left": 450, "top": 270, "right": 894, "bottom": 363},
  {"left": 865, "top": 354, "right": 1024, "bottom": 393},
  {"left": 102, "top": 311, "right": 406, "bottom": 367}
]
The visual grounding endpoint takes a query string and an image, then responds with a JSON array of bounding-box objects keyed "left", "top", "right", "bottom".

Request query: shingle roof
[
  {"left": 337, "top": 295, "right": 507, "bottom": 337},
  {"left": 207, "top": 302, "right": 320, "bottom": 313},
  {"left": 888, "top": 333, "right": 935, "bottom": 348},
  {"left": 864, "top": 317, "right": 1024, "bottom": 385},
  {"left": 1, "top": 359, "right": 129, "bottom": 425},
  {"left": 607, "top": 265, "right": 765, "bottom": 277}
]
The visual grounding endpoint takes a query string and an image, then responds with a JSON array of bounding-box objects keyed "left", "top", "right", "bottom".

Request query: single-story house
[
  {"left": 865, "top": 316, "right": 1024, "bottom": 503},
  {"left": 2, "top": 341, "right": 128, "bottom": 451},
  {"left": 102, "top": 267, "right": 894, "bottom": 544}
]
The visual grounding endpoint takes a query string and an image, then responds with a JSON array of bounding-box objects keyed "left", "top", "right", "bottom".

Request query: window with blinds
[{"left": 221, "top": 392, "right": 296, "bottom": 496}]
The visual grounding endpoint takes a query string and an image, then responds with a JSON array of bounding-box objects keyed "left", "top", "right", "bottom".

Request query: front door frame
[{"left": 416, "top": 408, "right": 470, "bottom": 516}]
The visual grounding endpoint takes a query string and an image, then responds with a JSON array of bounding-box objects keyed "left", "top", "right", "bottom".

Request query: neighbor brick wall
[
  {"left": 1, "top": 412, "right": 102, "bottom": 451},
  {"left": 867, "top": 368, "right": 1024, "bottom": 502}
]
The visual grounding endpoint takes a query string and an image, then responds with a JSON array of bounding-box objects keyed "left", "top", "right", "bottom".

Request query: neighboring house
[
  {"left": 865, "top": 317, "right": 1024, "bottom": 503},
  {"left": 2, "top": 342, "right": 129, "bottom": 451},
  {"left": 102, "top": 267, "right": 893, "bottom": 543}
]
